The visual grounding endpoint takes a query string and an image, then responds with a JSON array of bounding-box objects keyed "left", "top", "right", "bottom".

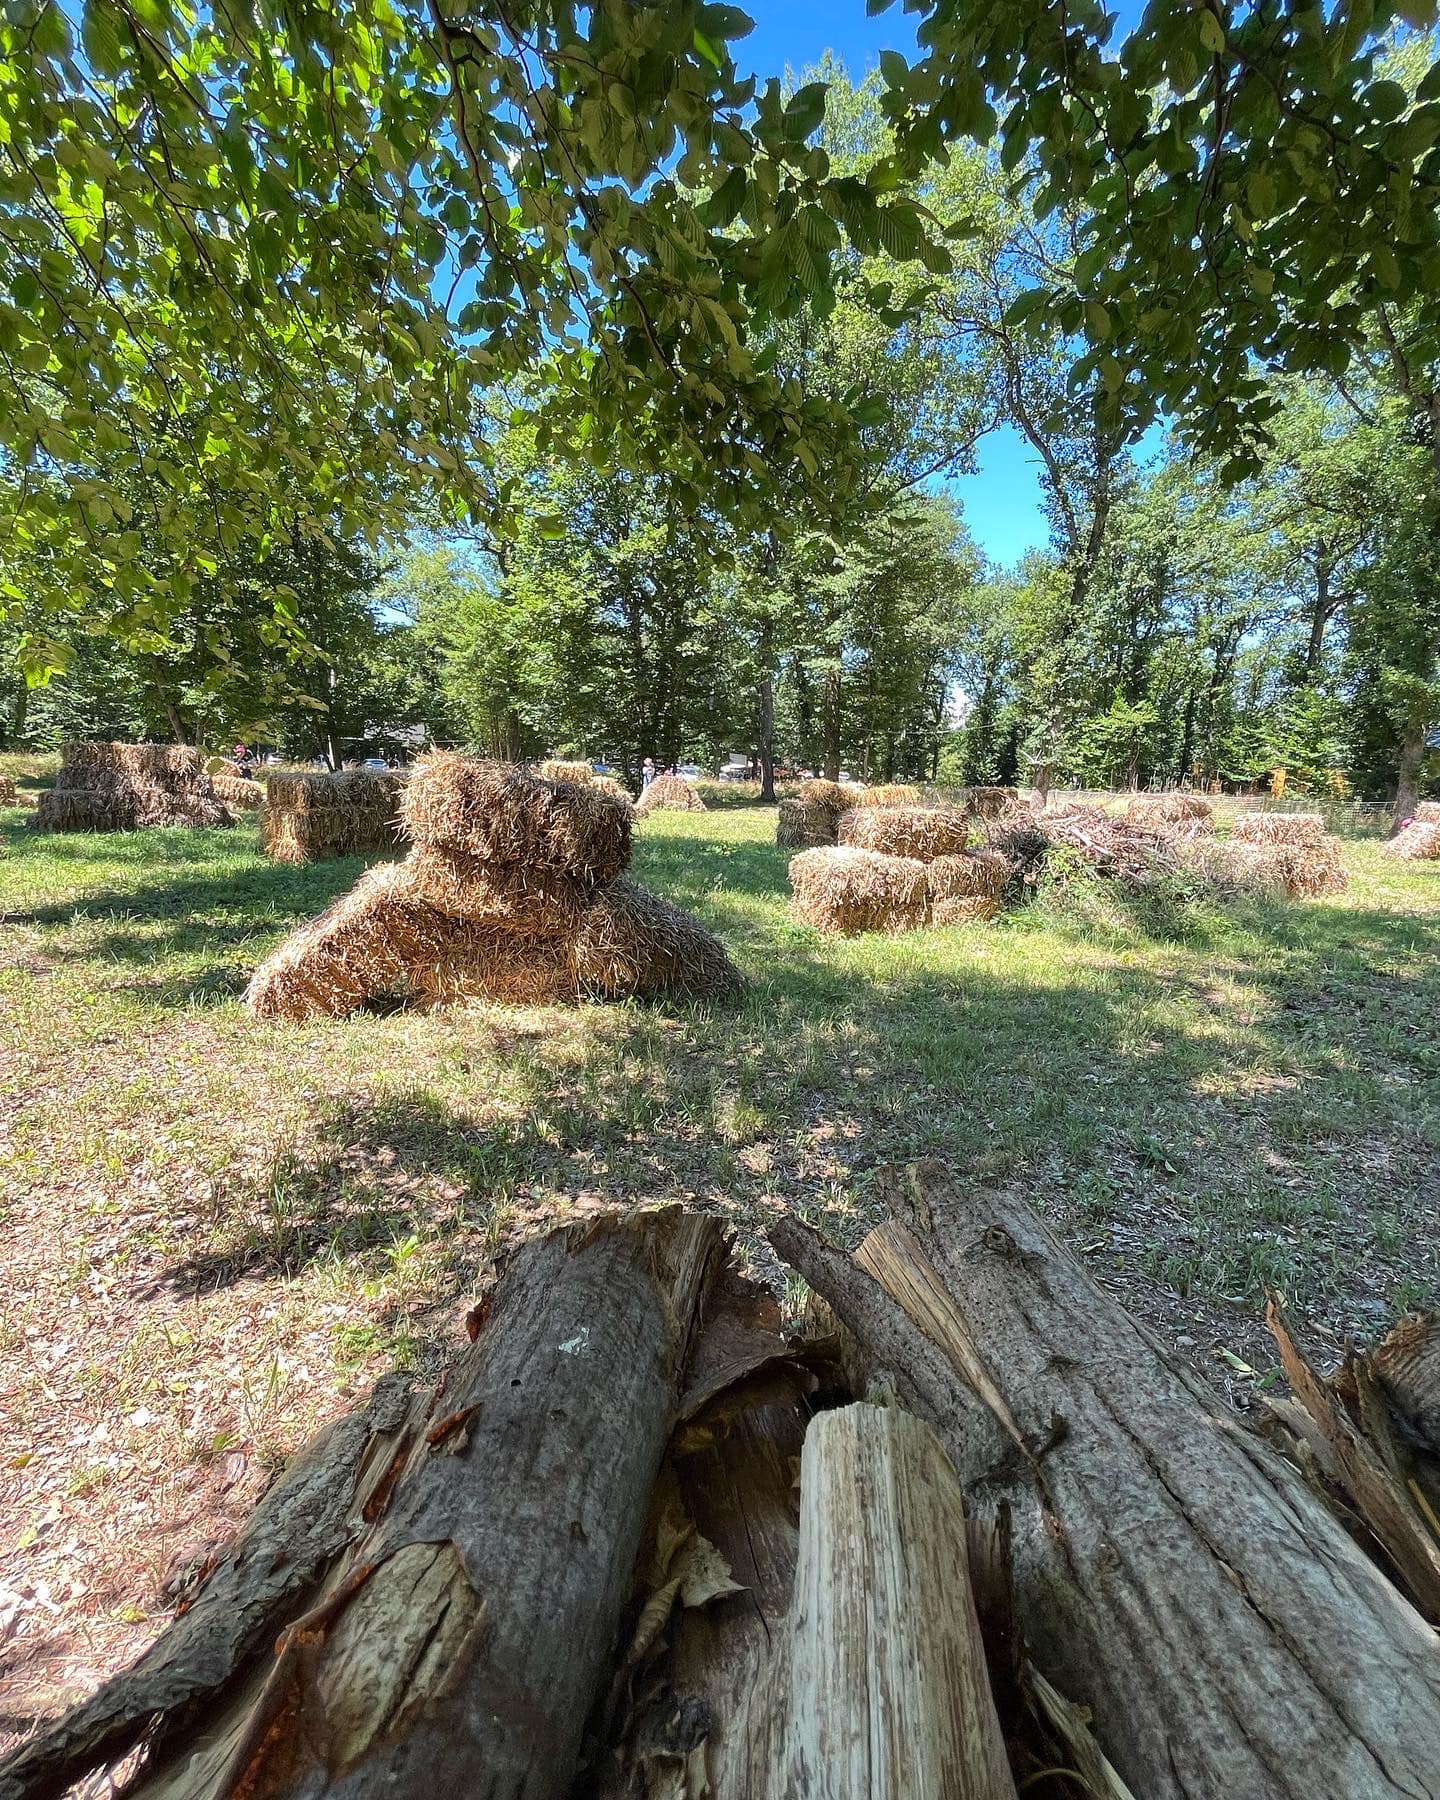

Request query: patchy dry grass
[{"left": 1, "top": 795, "right": 1437, "bottom": 1724}]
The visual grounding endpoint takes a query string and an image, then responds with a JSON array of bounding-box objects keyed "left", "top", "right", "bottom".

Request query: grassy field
[{"left": 2, "top": 779, "right": 1438, "bottom": 1722}]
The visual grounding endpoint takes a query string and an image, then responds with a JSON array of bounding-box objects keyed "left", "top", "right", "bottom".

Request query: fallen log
[
  {"left": 770, "top": 1166, "right": 1440, "bottom": 1800},
  {"left": 783, "top": 1402, "right": 1017, "bottom": 1800},
  {"left": 1, "top": 1211, "right": 727, "bottom": 1800}
]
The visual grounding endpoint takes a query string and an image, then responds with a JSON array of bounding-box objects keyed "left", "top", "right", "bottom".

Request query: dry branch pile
[
  {"left": 635, "top": 772, "right": 706, "bottom": 817},
  {"left": 1383, "top": 821, "right": 1440, "bottom": 861},
  {"left": 33, "top": 742, "right": 235, "bottom": 832},
  {"left": 245, "top": 757, "right": 740, "bottom": 1019},
  {"left": 838, "top": 804, "right": 970, "bottom": 861},
  {"left": 1416, "top": 801, "right": 1440, "bottom": 824},
  {"left": 966, "top": 785, "right": 1019, "bottom": 818},
  {"left": 13, "top": 1179, "right": 1439, "bottom": 1800}
]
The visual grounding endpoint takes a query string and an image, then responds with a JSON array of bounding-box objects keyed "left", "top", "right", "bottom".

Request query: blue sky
[{"left": 730, "top": 2, "right": 1152, "bottom": 568}]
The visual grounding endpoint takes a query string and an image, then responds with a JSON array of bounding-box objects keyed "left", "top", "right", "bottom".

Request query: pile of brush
[
  {"left": 245, "top": 756, "right": 742, "bottom": 1019},
  {"left": 0, "top": 775, "right": 34, "bottom": 810},
  {"left": 966, "top": 784, "right": 1019, "bottom": 818},
  {"left": 635, "top": 772, "right": 705, "bottom": 817},
  {"left": 775, "top": 778, "right": 922, "bottom": 849},
  {"left": 789, "top": 804, "right": 1009, "bottom": 934},
  {"left": 1224, "top": 811, "right": 1350, "bottom": 896},
  {"left": 33, "top": 742, "right": 236, "bottom": 832},
  {"left": 1385, "top": 800, "right": 1440, "bottom": 862},
  {"left": 1125, "top": 791, "right": 1215, "bottom": 840},
  {"left": 261, "top": 770, "right": 409, "bottom": 864}
]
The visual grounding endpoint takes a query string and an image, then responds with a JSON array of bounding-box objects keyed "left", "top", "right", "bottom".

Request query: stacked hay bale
[
  {"left": 260, "top": 770, "right": 409, "bottom": 864},
  {"left": 537, "top": 759, "right": 593, "bottom": 784},
  {"left": 776, "top": 778, "right": 854, "bottom": 848},
  {"left": 926, "top": 849, "right": 1010, "bottom": 923},
  {"left": 1126, "top": 792, "right": 1215, "bottom": 837},
  {"left": 1382, "top": 822, "right": 1440, "bottom": 862},
  {"left": 245, "top": 756, "right": 741, "bottom": 1019},
  {"left": 789, "top": 847, "right": 929, "bottom": 936},
  {"left": 850, "top": 782, "right": 922, "bottom": 809},
  {"left": 790, "top": 806, "right": 1009, "bottom": 935},
  {"left": 1416, "top": 801, "right": 1440, "bottom": 824},
  {"left": 211, "top": 770, "right": 265, "bottom": 812},
  {"left": 839, "top": 804, "right": 969, "bottom": 861},
  {"left": 0, "top": 775, "right": 33, "bottom": 809},
  {"left": 1226, "top": 811, "right": 1349, "bottom": 896},
  {"left": 33, "top": 742, "right": 235, "bottom": 832},
  {"left": 634, "top": 772, "right": 705, "bottom": 817}
]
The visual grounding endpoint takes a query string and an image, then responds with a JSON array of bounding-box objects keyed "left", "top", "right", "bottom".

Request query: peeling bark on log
[
  {"left": 770, "top": 1168, "right": 1440, "bottom": 1800},
  {"left": 783, "top": 1403, "right": 1018, "bottom": 1800},
  {"left": 1, "top": 1212, "right": 727, "bottom": 1800}
]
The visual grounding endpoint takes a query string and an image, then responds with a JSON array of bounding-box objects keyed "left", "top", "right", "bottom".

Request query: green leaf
[
  {"left": 693, "top": 30, "right": 722, "bottom": 70},
  {"left": 879, "top": 49, "right": 909, "bottom": 91},
  {"left": 1197, "top": 11, "right": 1226, "bottom": 55}
]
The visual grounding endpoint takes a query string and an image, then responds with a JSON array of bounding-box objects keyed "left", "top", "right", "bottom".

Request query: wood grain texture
[
  {"left": 772, "top": 1170, "right": 1440, "bottom": 1800},
  {"left": 783, "top": 1403, "right": 1018, "bottom": 1800}
]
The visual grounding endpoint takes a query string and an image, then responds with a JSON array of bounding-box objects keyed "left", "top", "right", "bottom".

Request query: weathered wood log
[
  {"left": 770, "top": 1166, "right": 1440, "bottom": 1800},
  {"left": 1, "top": 1211, "right": 727, "bottom": 1800},
  {"left": 783, "top": 1403, "right": 1018, "bottom": 1800},
  {"left": 593, "top": 1266, "right": 817, "bottom": 1799}
]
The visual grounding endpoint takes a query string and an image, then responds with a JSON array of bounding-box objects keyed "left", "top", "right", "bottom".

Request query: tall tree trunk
[
  {"left": 822, "top": 669, "right": 842, "bottom": 782},
  {"left": 757, "top": 643, "right": 776, "bottom": 803},
  {"left": 771, "top": 1169, "right": 1440, "bottom": 1800},
  {"left": 1392, "top": 714, "right": 1427, "bottom": 832},
  {"left": 164, "top": 702, "right": 190, "bottom": 746},
  {"left": 1304, "top": 551, "right": 1334, "bottom": 680},
  {"left": 1176, "top": 683, "right": 1197, "bottom": 783}
]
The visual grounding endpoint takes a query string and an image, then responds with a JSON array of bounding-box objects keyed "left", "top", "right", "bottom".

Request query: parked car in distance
[
  {"left": 361, "top": 757, "right": 389, "bottom": 771},
  {"left": 676, "top": 763, "right": 702, "bottom": 781},
  {"left": 716, "top": 764, "right": 752, "bottom": 781}
]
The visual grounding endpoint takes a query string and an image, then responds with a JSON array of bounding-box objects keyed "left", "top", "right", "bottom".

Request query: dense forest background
[{"left": 2, "top": 62, "right": 1436, "bottom": 805}]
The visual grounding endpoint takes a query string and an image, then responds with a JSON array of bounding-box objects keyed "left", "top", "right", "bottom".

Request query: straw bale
[
  {"left": 590, "top": 775, "right": 633, "bottom": 808},
  {"left": 848, "top": 783, "right": 922, "bottom": 809},
  {"left": 777, "top": 797, "right": 837, "bottom": 849},
  {"left": 244, "top": 865, "right": 578, "bottom": 1020},
  {"left": 401, "top": 849, "right": 595, "bottom": 933},
  {"left": 966, "top": 785, "right": 1018, "bottom": 819},
  {"left": 401, "top": 755, "right": 631, "bottom": 878},
  {"left": 245, "top": 866, "right": 741, "bottom": 1020},
  {"left": 839, "top": 804, "right": 968, "bottom": 862},
  {"left": 788, "top": 847, "right": 928, "bottom": 936},
  {"left": 212, "top": 774, "right": 264, "bottom": 811},
  {"left": 1226, "top": 837, "right": 1349, "bottom": 897},
  {"left": 1413, "top": 802, "right": 1440, "bottom": 825},
  {"left": 33, "top": 740, "right": 235, "bottom": 831},
  {"left": 798, "top": 778, "right": 857, "bottom": 818},
  {"left": 261, "top": 771, "right": 408, "bottom": 864},
  {"left": 0, "top": 776, "right": 15, "bottom": 805},
  {"left": 1381, "top": 822, "right": 1440, "bottom": 862},
  {"left": 1230, "top": 811, "right": 1326, "bottom": 847},
  {"left": 925, "top": 850, "right": 1010, "bottom": 904},
  {"left": 572, "top": 877, "right": 744, "bottom": 1002},
  {"left": 633, "top": 772, "right": 706, "bottom": 817},
  {"left": 1126, "top": 792, "right": 1214, "bottom": 829},
  {"left": 538, "top": 759, "right": 593, "bottom": 785},
  {"left": 929, "top": 895, "right": 1002, "bottom": 925}
]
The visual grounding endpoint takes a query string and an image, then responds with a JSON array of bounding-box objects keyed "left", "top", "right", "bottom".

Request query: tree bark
[
  {"left": 758, "top": 616, "right": 776, "bottom": 804},
  {"left": 1392, "top": 713, "right": 1427, "bottom": 833},
  {"left": 769, "top": 1168, "right": 1440, "bottom": 1800},
  {"left": 2, "top": 1212, "right": 727, "bottom": 1800},
  {"left": 782, "top": 1403, "right": 1018, "bottom": 1800},
  {"left": 822, "top": 668, "right": 842, "bottom": 781}
]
